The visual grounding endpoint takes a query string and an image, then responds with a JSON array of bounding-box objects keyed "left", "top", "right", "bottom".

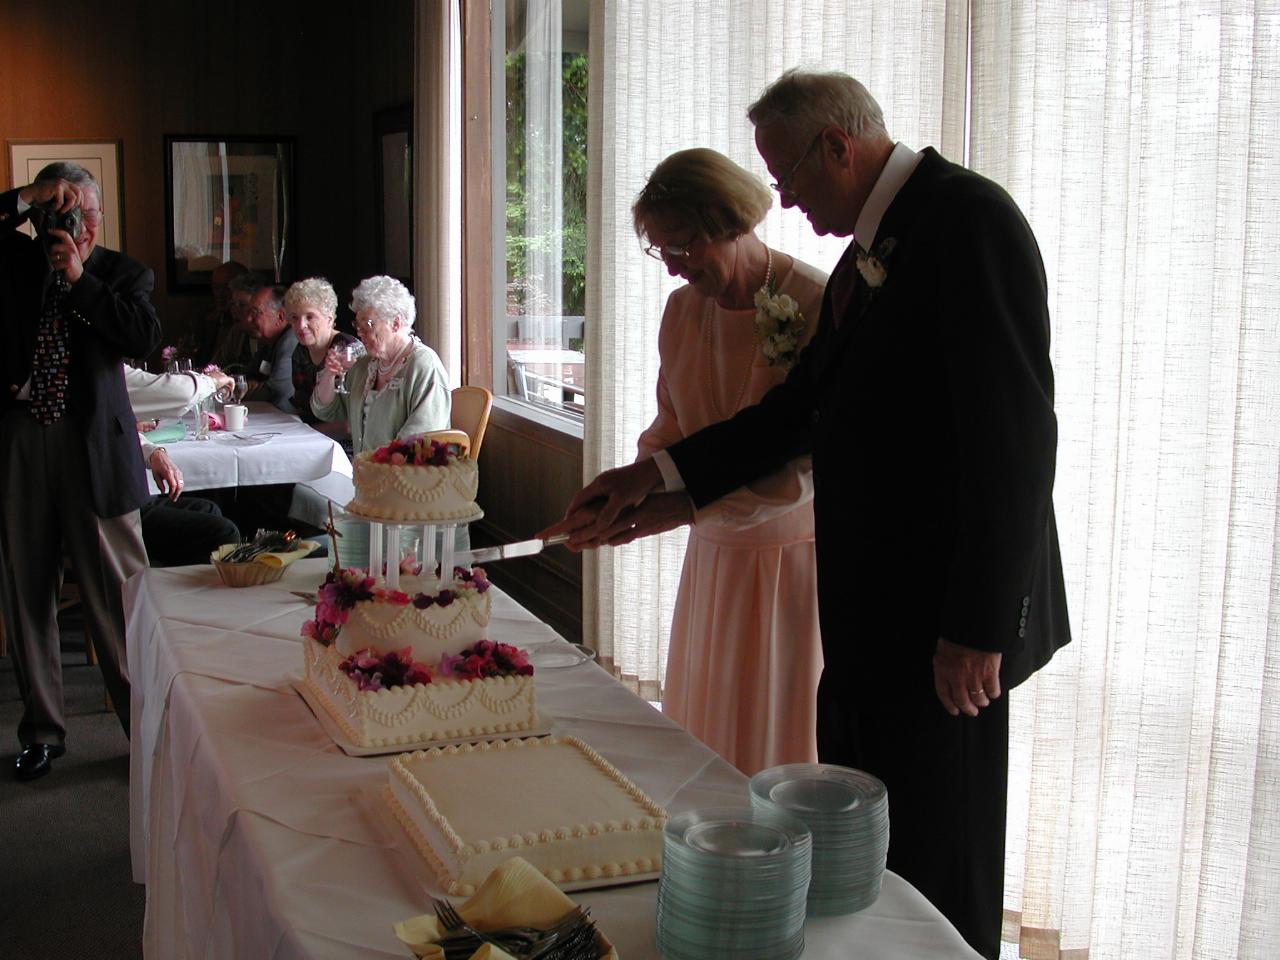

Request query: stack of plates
[
  {"left": 656, "top": 806, "right": 811, "bottom": 960},
  {"left": 750, "top": 764, "right": 889, "bottom": 916}
]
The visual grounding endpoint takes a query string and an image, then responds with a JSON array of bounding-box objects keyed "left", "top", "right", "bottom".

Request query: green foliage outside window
[{"left": 505, "top": 51, "right": 588, "bottom": 319}]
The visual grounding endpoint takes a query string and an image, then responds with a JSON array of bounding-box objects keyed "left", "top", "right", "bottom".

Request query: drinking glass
[
  {"left": 335, "top": 343, "right": 359, "bottom": 395},
  {"left": 232, "top": 374, "right": 249, "bottom": 404},
  {"left": 179, "top": 357, "right": 193, "bottom": 373},
  {"left": 194, "top": 396, "right": 213, "bottom": 441}
]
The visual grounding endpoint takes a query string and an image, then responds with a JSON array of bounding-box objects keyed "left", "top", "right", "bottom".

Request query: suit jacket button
[
  {"left": 1019, "top": 616, "right": 1027, "bottom": 628},
  {"left": 1022, "top": 595, "right": 1031, "bottom": 606},
  {"left": 1017, "top": 627, "right": 1026, "bottom": 638}
]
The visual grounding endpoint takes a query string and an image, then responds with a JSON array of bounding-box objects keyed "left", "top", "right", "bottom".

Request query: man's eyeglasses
[
  {"left": 81, "top": 209, "right": 103, "bottom": 226},
  {"left": 770, "top": 131, "right": 824, "bottom": 197}
]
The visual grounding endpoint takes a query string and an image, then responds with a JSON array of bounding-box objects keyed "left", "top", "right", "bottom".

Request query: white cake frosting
[
  {"left": 335, "top": 573, "right": 491, "bottom": 663},
  {"left": 385, "top": 736, "right": 667, "bottom": 895},
  {"left": 348, "top": 452, "right": 480, "bottom": 522},
  {"left": 303, "top": 637, "right": 537, "bottom": 748}
]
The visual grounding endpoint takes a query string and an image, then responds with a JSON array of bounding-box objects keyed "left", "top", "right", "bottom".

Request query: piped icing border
[
  {"left": 343, "top": 588, "right": 490, "bottom": 646},
  {"left": 387, "top": 736, "right": 667, "bottom": 884},
  {"left": 303, "top": 638, "right": 537, "bottom": 747},
  {"left": 350, "top": 455, "right": 479, "bottom": 520}
]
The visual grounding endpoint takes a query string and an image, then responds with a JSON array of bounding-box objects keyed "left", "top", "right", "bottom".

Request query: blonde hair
[
  {"left": 284, "top": 277, "right": 338, "bottom": 318},
  {"left": 747, "top": 68, "right": 889, "bottom": 144},
  {"left": 632, "top": 148, "right": 772, "bottom": 242}
]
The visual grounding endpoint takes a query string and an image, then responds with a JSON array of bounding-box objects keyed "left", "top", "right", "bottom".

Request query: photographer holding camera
[{"left": 0, "top": 162, "right": 161, "bottom": 780}]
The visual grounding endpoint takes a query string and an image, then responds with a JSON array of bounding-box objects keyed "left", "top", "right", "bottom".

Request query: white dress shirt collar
[{"left": 853, "top": 142, "right": 923, "bottom": 252}]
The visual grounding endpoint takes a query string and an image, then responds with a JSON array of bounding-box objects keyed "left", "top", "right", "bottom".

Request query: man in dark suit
[
  {"left": 0, "top": 162, "right": 161, "bottom": 780},
  {"left": 542, "top": 70, "right": 1070, "bottom": 959}
]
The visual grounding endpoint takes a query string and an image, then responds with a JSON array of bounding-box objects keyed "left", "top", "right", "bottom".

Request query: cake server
[{"left": 454, "top": 533, "right": 571, "bottom": 566}]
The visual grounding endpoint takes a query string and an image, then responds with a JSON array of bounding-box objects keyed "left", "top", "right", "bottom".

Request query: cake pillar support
[
  {"left": 369, "top": 522, "right": 384, "bottom": 583},
  {"left": 440, "top": 525, "right": 456, "bottom": 585},
  {"left": 386, "top": 526, "right": 402, "bottom": 591},
  {"left": 424, "top": 525, "right": 437, "bottom": 582}
]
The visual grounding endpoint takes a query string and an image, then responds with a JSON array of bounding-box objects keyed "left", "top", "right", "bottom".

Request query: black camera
[{"left": 29, "top": 203, "right": 83, "bottom": 255}]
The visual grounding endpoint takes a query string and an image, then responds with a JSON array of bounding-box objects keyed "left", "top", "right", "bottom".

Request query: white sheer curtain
[
  {"left": 969, "top": 2, "right": 1280, "bottom": 958},
  {"left": 523, "top": 0, "right": 566, "bottom": 346},
  {"left": 415, "top": 0, "right": 463, "bottom": 377},
  {"left": 583, "top": 0, "right": 967, "bottom": 693},
  {"left": 583, "top": 0, "right": 1278, "bottom": 956}
]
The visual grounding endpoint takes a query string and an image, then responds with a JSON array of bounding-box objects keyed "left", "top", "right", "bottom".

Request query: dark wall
[{"left": 0, "top": 0, "right": 414, "bottom": 354}]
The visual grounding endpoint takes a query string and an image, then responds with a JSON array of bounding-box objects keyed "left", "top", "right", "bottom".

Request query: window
[{"left": 491, "top": 0, "right": 589, "bottom": 420}]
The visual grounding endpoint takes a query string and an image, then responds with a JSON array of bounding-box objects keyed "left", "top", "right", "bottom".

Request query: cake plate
[{"left": 290, "top": 675, "right": 553, "bottom": 757}]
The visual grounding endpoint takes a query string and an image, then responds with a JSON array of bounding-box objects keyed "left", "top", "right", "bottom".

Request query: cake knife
[{"left": 454, "top": 533, "right": 571, "bottom": 566}]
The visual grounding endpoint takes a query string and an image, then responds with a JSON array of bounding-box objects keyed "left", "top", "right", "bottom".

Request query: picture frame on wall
[
  {"left": 164, "top": 135, "right": 296, "bottom": 293},
  {"left": 6, "top": 139, "right": 126, "bottom": 253},
  {"left": 374, "top": 104, "right": 413, "bottom": 287}
]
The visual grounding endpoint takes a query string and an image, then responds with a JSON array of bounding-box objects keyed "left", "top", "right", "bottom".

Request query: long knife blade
[{"left": 455, "top": 533, "right": 570, "bottom": 567}]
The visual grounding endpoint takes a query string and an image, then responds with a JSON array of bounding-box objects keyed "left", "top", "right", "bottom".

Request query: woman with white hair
[
  {"left": 284, "top": 276, "right": 362, "bottom": 425},
  {"left": 311, "top": 276, "right": 450, "bottom": 452}
]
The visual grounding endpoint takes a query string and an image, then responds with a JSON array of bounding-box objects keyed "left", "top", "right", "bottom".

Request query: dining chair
[
  {"left": 424, "top": 386, "right": 493, "bottom": 460},
  {"left": 449, "top": 385, "right": 493, "bottom": 458}
]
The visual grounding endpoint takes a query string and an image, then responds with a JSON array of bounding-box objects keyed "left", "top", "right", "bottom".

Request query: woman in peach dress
[{"left": 631, "top": 149, "right": 827, "bottom": 774}]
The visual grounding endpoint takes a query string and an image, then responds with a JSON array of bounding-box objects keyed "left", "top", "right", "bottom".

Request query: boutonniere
[
  {"left": 753, "top": 286, "right": 808, "bottom": 368},
  {"left": 855, "top": 237, "right": 897, "bottom": 291}
]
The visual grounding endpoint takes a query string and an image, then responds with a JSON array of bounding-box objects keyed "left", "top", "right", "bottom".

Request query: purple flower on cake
[
  {"left": 435, "top": 589, "right": 455, "bottom": 607},
  {"left": 440, "top": 639, "right": 534, "bottom": 680},
  {"left": 300, "top": 617, "right": 339, "bottom": 645},
  {"left": 339, "top": 646, "right": 432, "bottom": 691},
  {"left": 369, "top": 435, "right": 462, "bottom": 466},
  {"left": 318, "top": 568, "right": 376, "bottom": 612}
]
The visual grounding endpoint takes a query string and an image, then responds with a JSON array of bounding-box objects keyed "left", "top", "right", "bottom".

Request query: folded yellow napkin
[
  {"left": 395, "top": 857, "right": 616, "bottom": 960},
  {"left": 253, "top": 540, "right": 319, "bottom": 568}
]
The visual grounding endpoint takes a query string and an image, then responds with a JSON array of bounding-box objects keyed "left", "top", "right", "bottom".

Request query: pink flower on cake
[
  {"left": 390, "top": 452, "right": 406, "bottom": 465},
  {"left": 338, "top": 646, "right": 432, "bottom": 691},
  {"left": 375, "top": 588, "right": 412, "bottom": 605},
  {"left": 440, "top": 639, "right": 534, "bottom": 680}
]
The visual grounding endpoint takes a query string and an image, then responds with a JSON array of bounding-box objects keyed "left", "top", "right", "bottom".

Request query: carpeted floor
[{"left": 0, "top": 617, "right": 144, "bottom": 960}]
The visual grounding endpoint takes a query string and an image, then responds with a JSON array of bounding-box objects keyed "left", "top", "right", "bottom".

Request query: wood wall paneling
[{"left": 0, "top": 0, "right": 414, "bottom": 357}]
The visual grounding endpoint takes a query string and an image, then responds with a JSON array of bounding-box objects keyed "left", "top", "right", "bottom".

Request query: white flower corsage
[
  {"left": 753, "top": 287, "right": 807, "bottom": 368},
  {"left": 855, "top": 237, "right": 897, "bottom": 291}
]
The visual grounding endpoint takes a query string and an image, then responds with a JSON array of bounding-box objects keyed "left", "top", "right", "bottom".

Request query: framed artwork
[
  {"left": 164, "top": 135, "right": 296, "bottom": 293},
  {"left": 374, "top": 104, "right": 413, "bottom": 286},
  {"left": 7, "top": 139, "right": 126, "bottom": 252}
]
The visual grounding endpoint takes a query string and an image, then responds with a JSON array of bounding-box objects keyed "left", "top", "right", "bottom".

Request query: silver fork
[{"left": 432, "top": 900, "right": 594, "bottom": 959}]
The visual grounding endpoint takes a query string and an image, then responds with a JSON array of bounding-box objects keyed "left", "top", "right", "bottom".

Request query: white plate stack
[
  {"left": 749, "top": 763, "right": 889, "bottom": 916},
  {"left": 656, "top": 806, "right": 811, "bottom": 960}
]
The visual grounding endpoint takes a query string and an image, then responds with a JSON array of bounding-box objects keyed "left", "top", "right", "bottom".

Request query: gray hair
[
  {"left": 34, "top": 161, "right": 101, "bottom": 205},
  {"left": 350, "top": 275, "right": 416, "bottom": 327},
  {"left": 748, "top": 68, "right": 889, "bottom": 144},
  {"left": 284, "top": 277, "right": 338, "bottom": 318},
  {"left": 258, "top": 283, "right": 287, "bottom": 312}
]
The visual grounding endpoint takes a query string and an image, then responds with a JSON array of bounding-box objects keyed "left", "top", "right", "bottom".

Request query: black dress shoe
[{"left": 14, "top": 743, "right": 66, "bottom": 781}]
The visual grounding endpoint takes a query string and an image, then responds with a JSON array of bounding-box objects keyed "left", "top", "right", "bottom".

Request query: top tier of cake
[{"left": 348, "top": 436, "right": 480, "bottom": 523}]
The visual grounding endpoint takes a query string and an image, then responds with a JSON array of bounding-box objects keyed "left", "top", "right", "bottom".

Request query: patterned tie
[{"left": 29, "top": 275, "right": 71, "bottom": 424}]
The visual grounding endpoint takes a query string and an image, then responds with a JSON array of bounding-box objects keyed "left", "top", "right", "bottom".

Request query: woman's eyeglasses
[{"left": 643, "top": 239, "right": 696, "bottom": 262}]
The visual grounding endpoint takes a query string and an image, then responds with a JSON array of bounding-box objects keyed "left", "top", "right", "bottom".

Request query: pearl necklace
[{"left": 704, "top": 246, "right": 773, "bottom": 421}]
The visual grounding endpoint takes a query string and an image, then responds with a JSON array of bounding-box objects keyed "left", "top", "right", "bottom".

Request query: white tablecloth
[
  {"left": 146, "top": 403, "right": 353, "bottom": 495},
  {"left": 124, "top": 559, "right": 979, "bottom": 960}
]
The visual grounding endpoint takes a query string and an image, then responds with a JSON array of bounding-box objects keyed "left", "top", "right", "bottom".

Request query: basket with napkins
[
  {"left": 396, "top": 857, "right": 615, "bottom": 960},
  {"left": 211, "top": 530, "right": 319, "bottom": 587}
]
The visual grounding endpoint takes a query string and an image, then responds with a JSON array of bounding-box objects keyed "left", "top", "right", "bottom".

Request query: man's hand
[
  {"left": 46, "top": 227, "right": 84, "bottom": 283},
  {"left": 537, "top": 459, "right": 665, "bottom": 550},
  {"left": 207, "top": 370, "right": 235, "bottom": 398},
  {"left": 932, "top": 637, "right": 1002, "bottom": 718},
  {"left": 568, "top": 491, "right": 694, "bottom": 549},
  {"left": 19, "top": 178, "right": 82, "bottom": 213},
  {"left": 148, "top": 448, "right": 184, "bottom": 502}
]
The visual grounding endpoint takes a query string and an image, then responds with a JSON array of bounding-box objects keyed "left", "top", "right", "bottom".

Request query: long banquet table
[
  {"left": 146, "top": 402, "right": 353, "bottom": 495},
  {"left": 125, "top": 559, "right": 979, "bottom": 960}
]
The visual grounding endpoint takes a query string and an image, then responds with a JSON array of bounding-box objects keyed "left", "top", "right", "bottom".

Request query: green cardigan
[{"left": 311, "top": 339, "right": 452, "bottom": 454}]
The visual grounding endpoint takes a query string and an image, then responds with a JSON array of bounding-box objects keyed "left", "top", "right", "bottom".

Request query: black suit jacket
[
  {"left": 0, "top": 188, "right": 162, "bottom": 518},
  {"left": 667, "top": 148, "right": 1070, "bottom": 691}
]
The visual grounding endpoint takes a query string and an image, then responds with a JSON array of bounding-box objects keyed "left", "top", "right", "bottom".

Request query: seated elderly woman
[
  {"left": 312, "top": 275, "right": 451, "bottom": 451},
  {"left": 284, "top": 277, "right": 362, "bottom": 429}
]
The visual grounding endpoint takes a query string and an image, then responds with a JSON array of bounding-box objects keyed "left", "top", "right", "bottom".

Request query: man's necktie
[
  {"left": 828, "top": 241, "right": 864, "bottom": 329},
  {"left": 29, "top": 277, "right": 71, "bottom": 425}
]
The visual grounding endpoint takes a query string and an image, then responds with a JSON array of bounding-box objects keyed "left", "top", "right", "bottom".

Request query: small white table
[
  {"left": 124, "top": 560, "right": 980, "bottom": 960},
  {"left": 146, "top": 403, "right": 353, "bottom": 496}
]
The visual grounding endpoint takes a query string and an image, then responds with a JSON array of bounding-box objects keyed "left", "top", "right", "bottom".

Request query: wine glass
[
  {"left": 335, "top": 343, "right": 359, "bottom": 395},
  {"left": 232, "top": 374, "right": 249, "bottom": 404}
]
